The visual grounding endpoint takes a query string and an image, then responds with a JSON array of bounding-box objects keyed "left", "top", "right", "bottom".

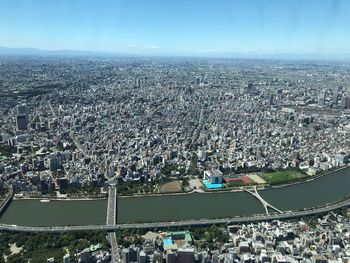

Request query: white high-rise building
[{"left": 63, "top": 254, "right": 71, "bottom": 263}]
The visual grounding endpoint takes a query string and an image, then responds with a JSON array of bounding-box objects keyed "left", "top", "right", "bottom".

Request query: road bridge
[
  {"left": 243, "top": 186, "right": 283, "bottom": 214},
  {"left": 1, "top": 197, "right": 350, "bottom": 233},
  {"left": 0, "top": 189, "right": 13, "bottom": 217},
  {"left": 106, "top": 184, "right": 119, "bottom": 263},
  {"left": 106, "top": 185, "right": 117, "bottom": 226}
]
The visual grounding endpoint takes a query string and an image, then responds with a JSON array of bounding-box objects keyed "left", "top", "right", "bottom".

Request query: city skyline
[{"left": 1, "top": 0, "right": 350, "bottom": 59}]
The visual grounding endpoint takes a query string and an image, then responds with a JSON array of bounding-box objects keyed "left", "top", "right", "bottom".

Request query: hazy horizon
[{"left": 1, "top": 0, "right": 350, "bottom": 59}]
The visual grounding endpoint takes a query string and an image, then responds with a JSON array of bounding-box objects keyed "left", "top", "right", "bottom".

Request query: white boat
[{"left": 40, "top": 199, "right": 51, "bottom": 203}]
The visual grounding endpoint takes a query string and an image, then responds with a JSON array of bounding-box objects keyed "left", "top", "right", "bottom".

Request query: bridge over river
[
  {"left": 106, "top": 184, "right": 119, "bottom": 263},
  {"left": 0, "top": 166, "right": 349, "bottom": 231},
  {"left": 0, "top": 197, "right": 350, "bottom": 233},
  {"left": 243, "top": 186, "right": 283, "bottom": 214}
]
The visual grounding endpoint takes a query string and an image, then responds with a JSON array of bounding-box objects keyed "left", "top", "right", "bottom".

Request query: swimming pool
[
  {"left": 163, "top": 238, "right": 172, "bottom": 245},
  {"left": 202, "top": 179, "right": 223, "bottom": 189}
]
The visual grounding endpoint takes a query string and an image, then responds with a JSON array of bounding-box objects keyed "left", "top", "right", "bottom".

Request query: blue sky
[{"left": 0, "top": 0, "right": 349, "bottom": 56}]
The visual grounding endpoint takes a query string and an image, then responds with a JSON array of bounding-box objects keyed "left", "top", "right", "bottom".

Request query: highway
[{"left": 1, "top": 197, "right": 350, "bottom": 233}]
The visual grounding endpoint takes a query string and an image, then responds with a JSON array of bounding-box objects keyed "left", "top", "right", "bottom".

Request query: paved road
[
  {"left": 107, "top": 186, "right": 117, "bottom": 226},
  {"left": 1, "top": 198, "right": 350, "bottom": 233},
  {"left": 108, "top": 232, "right": 119, "bottom": 263},
  {"left": 189, "top": 107, "right": 205, "bottom": 149},
  {"left": 106, "top": 185, "right": 119, "bottom": 262}
]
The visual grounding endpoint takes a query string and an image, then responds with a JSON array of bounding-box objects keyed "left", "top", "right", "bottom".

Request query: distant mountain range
[
  {"left": 0, "top": 47, "right": 120, "bottom": 57},
  {"left": 0, "top": 46, "right": 349, "bottom": 61}
]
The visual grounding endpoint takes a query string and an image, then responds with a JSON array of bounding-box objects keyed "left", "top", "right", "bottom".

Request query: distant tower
[
  {"left": 332, "top": 93, "right": 339, "bottom": 106},
  {"left": 136, "top": 78, "right": 142, "bottom": 88},
  {"left": 340, "top": 95, "right": 350, "bottom": 109},
  {"left": 16, "top": 104, "right": 28, "bottom": 115},
  {"left": 268, "top": 94, "right": 274, "bottom": 105},
  {"left": 318, "top": 91, "right": 326, "bottom": 106}
]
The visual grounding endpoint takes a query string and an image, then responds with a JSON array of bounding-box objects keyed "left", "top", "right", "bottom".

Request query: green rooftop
[
  {"left": 89, "top": 243, "right": 102, "bottom": 252},
  {"left": 0, "top": 156, "right": 8, "bottom": 161}
]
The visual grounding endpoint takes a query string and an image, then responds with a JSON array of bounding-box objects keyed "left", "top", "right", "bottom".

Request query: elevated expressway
[{"left": 1, "top": 196, "right": 350, "bottom": 233}]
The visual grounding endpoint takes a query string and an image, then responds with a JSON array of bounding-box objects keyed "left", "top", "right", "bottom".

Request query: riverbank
[
  {"left": 118, "top": 165, "right": 350, "bottom": 198},
  {"left": 14, "top": 197, "right": 107, "bottom": 201},
  {"left": 10, "top": 165, "right": 348, "bottom": 202},
  {"left": 264, "top": 164, "right": 350, "bottom": 190},
  {"left": 1, "top": 166, "right": 350, "bottom": 226},
  {"left": 118, "top": 189, "right": 198, "bottom": 198}
]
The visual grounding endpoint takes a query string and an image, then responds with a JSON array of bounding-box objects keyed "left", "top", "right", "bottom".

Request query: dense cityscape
[
  {"left": 2, "top": 0, "right": 350, "bottom": 261},
  {"left": 1, "top": 58, "right": 350, "bottom": 196},
  {"left": 0, "top": 57, "right": 350, "bottom": 262}
]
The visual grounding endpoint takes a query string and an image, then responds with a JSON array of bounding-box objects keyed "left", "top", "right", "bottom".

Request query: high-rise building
[
  {"left": 48, "top": 155, "right": 60, "bottom": 171},
  {"left": 15, "top": 104, "right": 28, "bottom": 131},
  {"left": 268, "top": 94, "right": 274, "bottom": 105},
  {"left": 332, "top": 93, "right": 339, "bottom": 106},
  {"left": 340, "top": 95, "right": 350, "bottom": 109},
  {"left": 16, "top": 104, "right": 28, "bottom": 115},
  {"left": 63, "top": 254, "right": 71, "bottom": 263},
  {"left": 16, "top": 115, "right": 28, "bottom": 131},
  {"left": 136, "top": 78, "right": 142, "bottom": 88},
  {"left": 318, "top": 91, "right": 326, "bottom": 106}
]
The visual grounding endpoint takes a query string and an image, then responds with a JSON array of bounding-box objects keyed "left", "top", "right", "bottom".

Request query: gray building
[
  {"left": 16, "top": 115, "right": 28, "bottom": 131},
  {"left": 177, "top": 248, "right": 195, "bottom": 263},
  {"left": 166, "top": 251, "right": 176, "bottom": 263},
  {"left": 122, "top": 248, "right": 130, "bottom": 263},
  {"left": 204, "top": 169, "right": 223, "bottom": 184},
  {"left": 340, "top": 96, "right": 350, "bottom": 109}
]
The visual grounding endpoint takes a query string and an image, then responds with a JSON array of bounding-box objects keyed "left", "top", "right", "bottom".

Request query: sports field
[
  {"left": 261, "top": 170, "right": 302, "bottom": 184},
  {"left": 224, "top": 176, "right": 254, "bottom": 187},
  {"left": 159, "top": 180, "right": 182, "bottom": 193}
]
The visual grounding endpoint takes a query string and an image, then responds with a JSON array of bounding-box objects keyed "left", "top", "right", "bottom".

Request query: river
[
  {"left": 0, "top": 199, "right": 107, "bottom": 226},
  {"left": 0, "top": 167, "right": 349, "bottom": 226}
]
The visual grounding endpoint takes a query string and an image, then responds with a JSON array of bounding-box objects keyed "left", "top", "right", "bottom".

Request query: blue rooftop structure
[
  {"left": 26, "top": 172, "right": 34, "bottom": 177},
  {"left": 163, "top": 238, "right": 172, "bottom": 246},
  {"left": 202, "top": 179, "right": 223, "bottom": 189}
]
